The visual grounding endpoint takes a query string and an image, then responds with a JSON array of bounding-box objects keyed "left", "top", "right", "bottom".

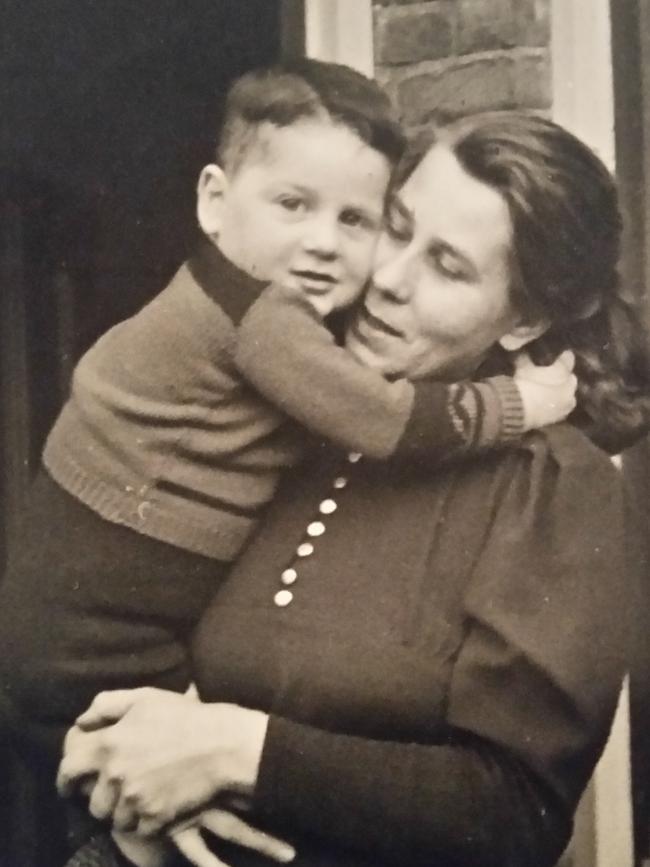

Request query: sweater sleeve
[
  {"left": 446, "top": 429, "right": 629, "bottom": 810},
  {"left": 253, "top": 431, "right": 628, "bottom": 867},
  {"left": 235, "top": 284, "right": 524, "bottom": 462},
  {"left": 255, "top": 715, "right": 569, "bottom": 867}
]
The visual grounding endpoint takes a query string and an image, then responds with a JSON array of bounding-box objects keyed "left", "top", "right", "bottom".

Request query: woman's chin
[{"left": 345, "top": 332, "right": 400, "bottom": 378}]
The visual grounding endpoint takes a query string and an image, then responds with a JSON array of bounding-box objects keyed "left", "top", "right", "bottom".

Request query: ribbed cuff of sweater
[{"left": 479, "top": 376, "right": 526, "bottom": 445}]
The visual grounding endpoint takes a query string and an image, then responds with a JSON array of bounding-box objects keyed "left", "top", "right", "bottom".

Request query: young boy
[{"left": 0, "top": 58, "right": 574, "bottom": 750}]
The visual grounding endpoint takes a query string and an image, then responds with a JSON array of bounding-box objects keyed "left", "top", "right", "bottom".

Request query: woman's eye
[{"left": 435, "top": 253, "right": 467, "bottom": 281}]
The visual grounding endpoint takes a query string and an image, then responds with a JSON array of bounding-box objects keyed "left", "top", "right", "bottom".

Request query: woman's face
[{"left": 346, "top": 143, "right": 521, "bottom": 381}]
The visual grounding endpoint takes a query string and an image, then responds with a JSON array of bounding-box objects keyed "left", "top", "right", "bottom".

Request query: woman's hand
[
  {"left": 169, "top": 807, "right": 295, "bottom": 866},
  {"left": 57, "top": 687, "right": 269, "bottom": 834},
  {"left": 109, "top": 808, "right": 295, "bottom": 867},
  {"left": 75, "top": 685, "right": 200, "bottom": 731}
]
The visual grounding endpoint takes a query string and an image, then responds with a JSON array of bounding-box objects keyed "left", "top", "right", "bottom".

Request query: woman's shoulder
[
  {"left": 517, "top": 422, "right": 621, "bottom": 477},
  {"left": 474, "top": 422, "right": 624, "bottom": 531}
]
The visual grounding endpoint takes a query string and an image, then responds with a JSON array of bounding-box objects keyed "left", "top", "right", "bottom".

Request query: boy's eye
[
  {"left": 340, "top": 209, "right": 374, "bottom": 230},
  {"left": 277, "top": 195, "right": 304, "bottom": 212}
]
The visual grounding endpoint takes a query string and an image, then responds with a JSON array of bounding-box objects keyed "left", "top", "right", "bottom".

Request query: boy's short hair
[{"left": 217, "top": 57, "right": 405, "bottom": 173}]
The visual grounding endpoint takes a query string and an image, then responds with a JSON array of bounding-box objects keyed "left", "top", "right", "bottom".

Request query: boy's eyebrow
[{"left": 268, "top": 180, "right": 312, "bottom": 194}]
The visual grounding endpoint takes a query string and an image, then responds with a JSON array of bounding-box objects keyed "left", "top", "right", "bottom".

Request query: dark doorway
[
  {"left": 0, "top": 0, "right": 302, "bottom": 562},
  {"left": 0, "top": 2, "right": 301, "bottom": 862}
]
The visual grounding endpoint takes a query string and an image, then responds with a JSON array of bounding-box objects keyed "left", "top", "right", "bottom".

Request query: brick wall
[{"left": 373, "top": 0, "right": 551, "bottom": 130}]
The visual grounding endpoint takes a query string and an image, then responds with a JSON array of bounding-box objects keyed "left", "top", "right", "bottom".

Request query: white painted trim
[
  {"left": 304, "top": 0, "right": 374, "bottom": 77},
  {"left": 551, "top": 0, "right": 615, "bottom": 170},
  {"left": 551, "top": 11, "right": 634, "bottom": 865},
  {"left": 592, "top": 679, "right": 635, "bottom": 867}
]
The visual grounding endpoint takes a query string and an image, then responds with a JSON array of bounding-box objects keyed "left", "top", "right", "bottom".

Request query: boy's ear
[
  {"left": 498, "top": 317, "right": 549, "bottom": 352},
  {"left": 196, "top": 164, "right": 228, "bottom": 236}
]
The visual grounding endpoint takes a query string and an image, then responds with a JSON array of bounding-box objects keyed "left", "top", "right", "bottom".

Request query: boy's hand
[{"left": 514, "top": 350, "right": 578, "bottom": 431}]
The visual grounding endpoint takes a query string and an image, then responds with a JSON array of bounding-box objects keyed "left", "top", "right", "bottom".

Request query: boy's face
[{"left": 197, "top": 119, "right": 391, "bottom": 315}]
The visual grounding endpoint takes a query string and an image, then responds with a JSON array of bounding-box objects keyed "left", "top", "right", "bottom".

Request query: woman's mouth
[{"left": 360, "top": 307, "right": 404, "bottom": 339}]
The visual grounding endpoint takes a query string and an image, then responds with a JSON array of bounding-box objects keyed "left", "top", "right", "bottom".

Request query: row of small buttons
[{"left": 273, "top": 453, "right": 360, "bottom": 607}]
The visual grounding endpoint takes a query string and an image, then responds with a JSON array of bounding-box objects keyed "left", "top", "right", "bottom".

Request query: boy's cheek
[{"left": 329, "top": 282, "right": 368, "bottom": 314}]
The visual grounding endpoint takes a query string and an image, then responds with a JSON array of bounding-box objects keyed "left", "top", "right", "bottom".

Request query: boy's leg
[
  {"left": 0, "top": 469, "right": 228, "bottom": 748},
  {"left": 0, "top": 469, "right": 229, "bottom": 859}
]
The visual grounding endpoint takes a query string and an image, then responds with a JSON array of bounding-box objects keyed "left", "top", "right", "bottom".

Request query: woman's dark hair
[{"left": 397, "top": 112, "right": 650, "bottom": 452}]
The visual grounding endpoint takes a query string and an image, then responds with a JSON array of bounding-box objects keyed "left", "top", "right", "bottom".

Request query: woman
[{"left": 54, "top": 112, "right": 650, "bottom": 867}]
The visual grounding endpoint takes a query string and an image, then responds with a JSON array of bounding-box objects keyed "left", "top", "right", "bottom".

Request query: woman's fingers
[
  {"left": 57, "top": 728, "right": 102, "bottom": 796},
  {"left": 198, "top": 809, "right": 295, "bottom": 863},
  {"left": 171, "top": 826, "right": 230, "bottom": 867},
  {"left": 135, "top": 807, "right": 175, "bottom": 838},
  {"left": 112, "top": 793, "right": 140, "bottom": 832},
  {"left": 76, "top": 688, "right": 158, "bottom": 731},
  {"left": 87, "top": 776, "right": 122, "bottom": 821},
  {"left": 169, "top": 809, "right": 295, "bottom": 866}
]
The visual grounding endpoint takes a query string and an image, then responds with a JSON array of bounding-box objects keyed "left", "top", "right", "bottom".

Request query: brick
[
  {"left": 397, "top": 57, "right": 518, "bottom": 124},
  {"left": 377, "top": 5, "right": 455, "bottom": 64},
  {"left": 513, "top": 53, "right": 551, "bottom": 108},
  {"left": 457, "top": 0, "right": 517, "bottom": 54},
  {"left": 515, "top": 0, "right": 550, "bottom": 47}
]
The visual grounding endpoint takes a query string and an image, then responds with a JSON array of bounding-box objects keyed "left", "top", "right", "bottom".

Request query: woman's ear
[
  {"left": 498, "top": 318, "right": 549, "bottom": 352},
  {"left": 196, "top": 164, "right": 228, "bottom": 237}
]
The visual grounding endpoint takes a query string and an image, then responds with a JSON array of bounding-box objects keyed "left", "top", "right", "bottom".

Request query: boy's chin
[{"left": 304, "top": 293, "right": 336, "bottom": 318}]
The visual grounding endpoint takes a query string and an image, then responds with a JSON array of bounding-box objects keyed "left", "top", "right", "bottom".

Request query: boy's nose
[{"left": 303, "top": 216, "right": 339, "bottom": 260}]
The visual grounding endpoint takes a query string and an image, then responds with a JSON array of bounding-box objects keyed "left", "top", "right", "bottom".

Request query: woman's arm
[
  {"left": 57, "top": 687, "right": 568, "bottom": 867},
  {"left": 256, "top": 716, "right": 569, "bottom": 867}
]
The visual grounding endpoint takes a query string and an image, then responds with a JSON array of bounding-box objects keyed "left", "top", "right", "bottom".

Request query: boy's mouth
[{"left": 291, "top": 270, "right": 337, "bottom": 293}]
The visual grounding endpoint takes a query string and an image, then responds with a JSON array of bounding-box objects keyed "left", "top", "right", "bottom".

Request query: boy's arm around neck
[{"left": 234, "top": 283, "right": 523, "bottom": 463}]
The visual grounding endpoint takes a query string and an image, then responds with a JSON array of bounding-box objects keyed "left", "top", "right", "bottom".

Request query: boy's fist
[{"left": 514, "top": 350, "right": 578, "bottom": 431}]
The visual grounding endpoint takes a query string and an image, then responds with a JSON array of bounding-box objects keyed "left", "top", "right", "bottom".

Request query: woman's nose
[{"left": 371, "top": 248, "right": 414, "bottom": 302}]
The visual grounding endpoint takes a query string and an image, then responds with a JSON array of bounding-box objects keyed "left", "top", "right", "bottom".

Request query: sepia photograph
[{"left": 2, "top": 2, "right": 650, "bottom": 866}]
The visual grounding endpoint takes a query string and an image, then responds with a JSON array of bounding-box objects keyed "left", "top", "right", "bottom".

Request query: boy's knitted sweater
[{"left": 43, "top": 239, "right": 523, "bottom": 560}]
